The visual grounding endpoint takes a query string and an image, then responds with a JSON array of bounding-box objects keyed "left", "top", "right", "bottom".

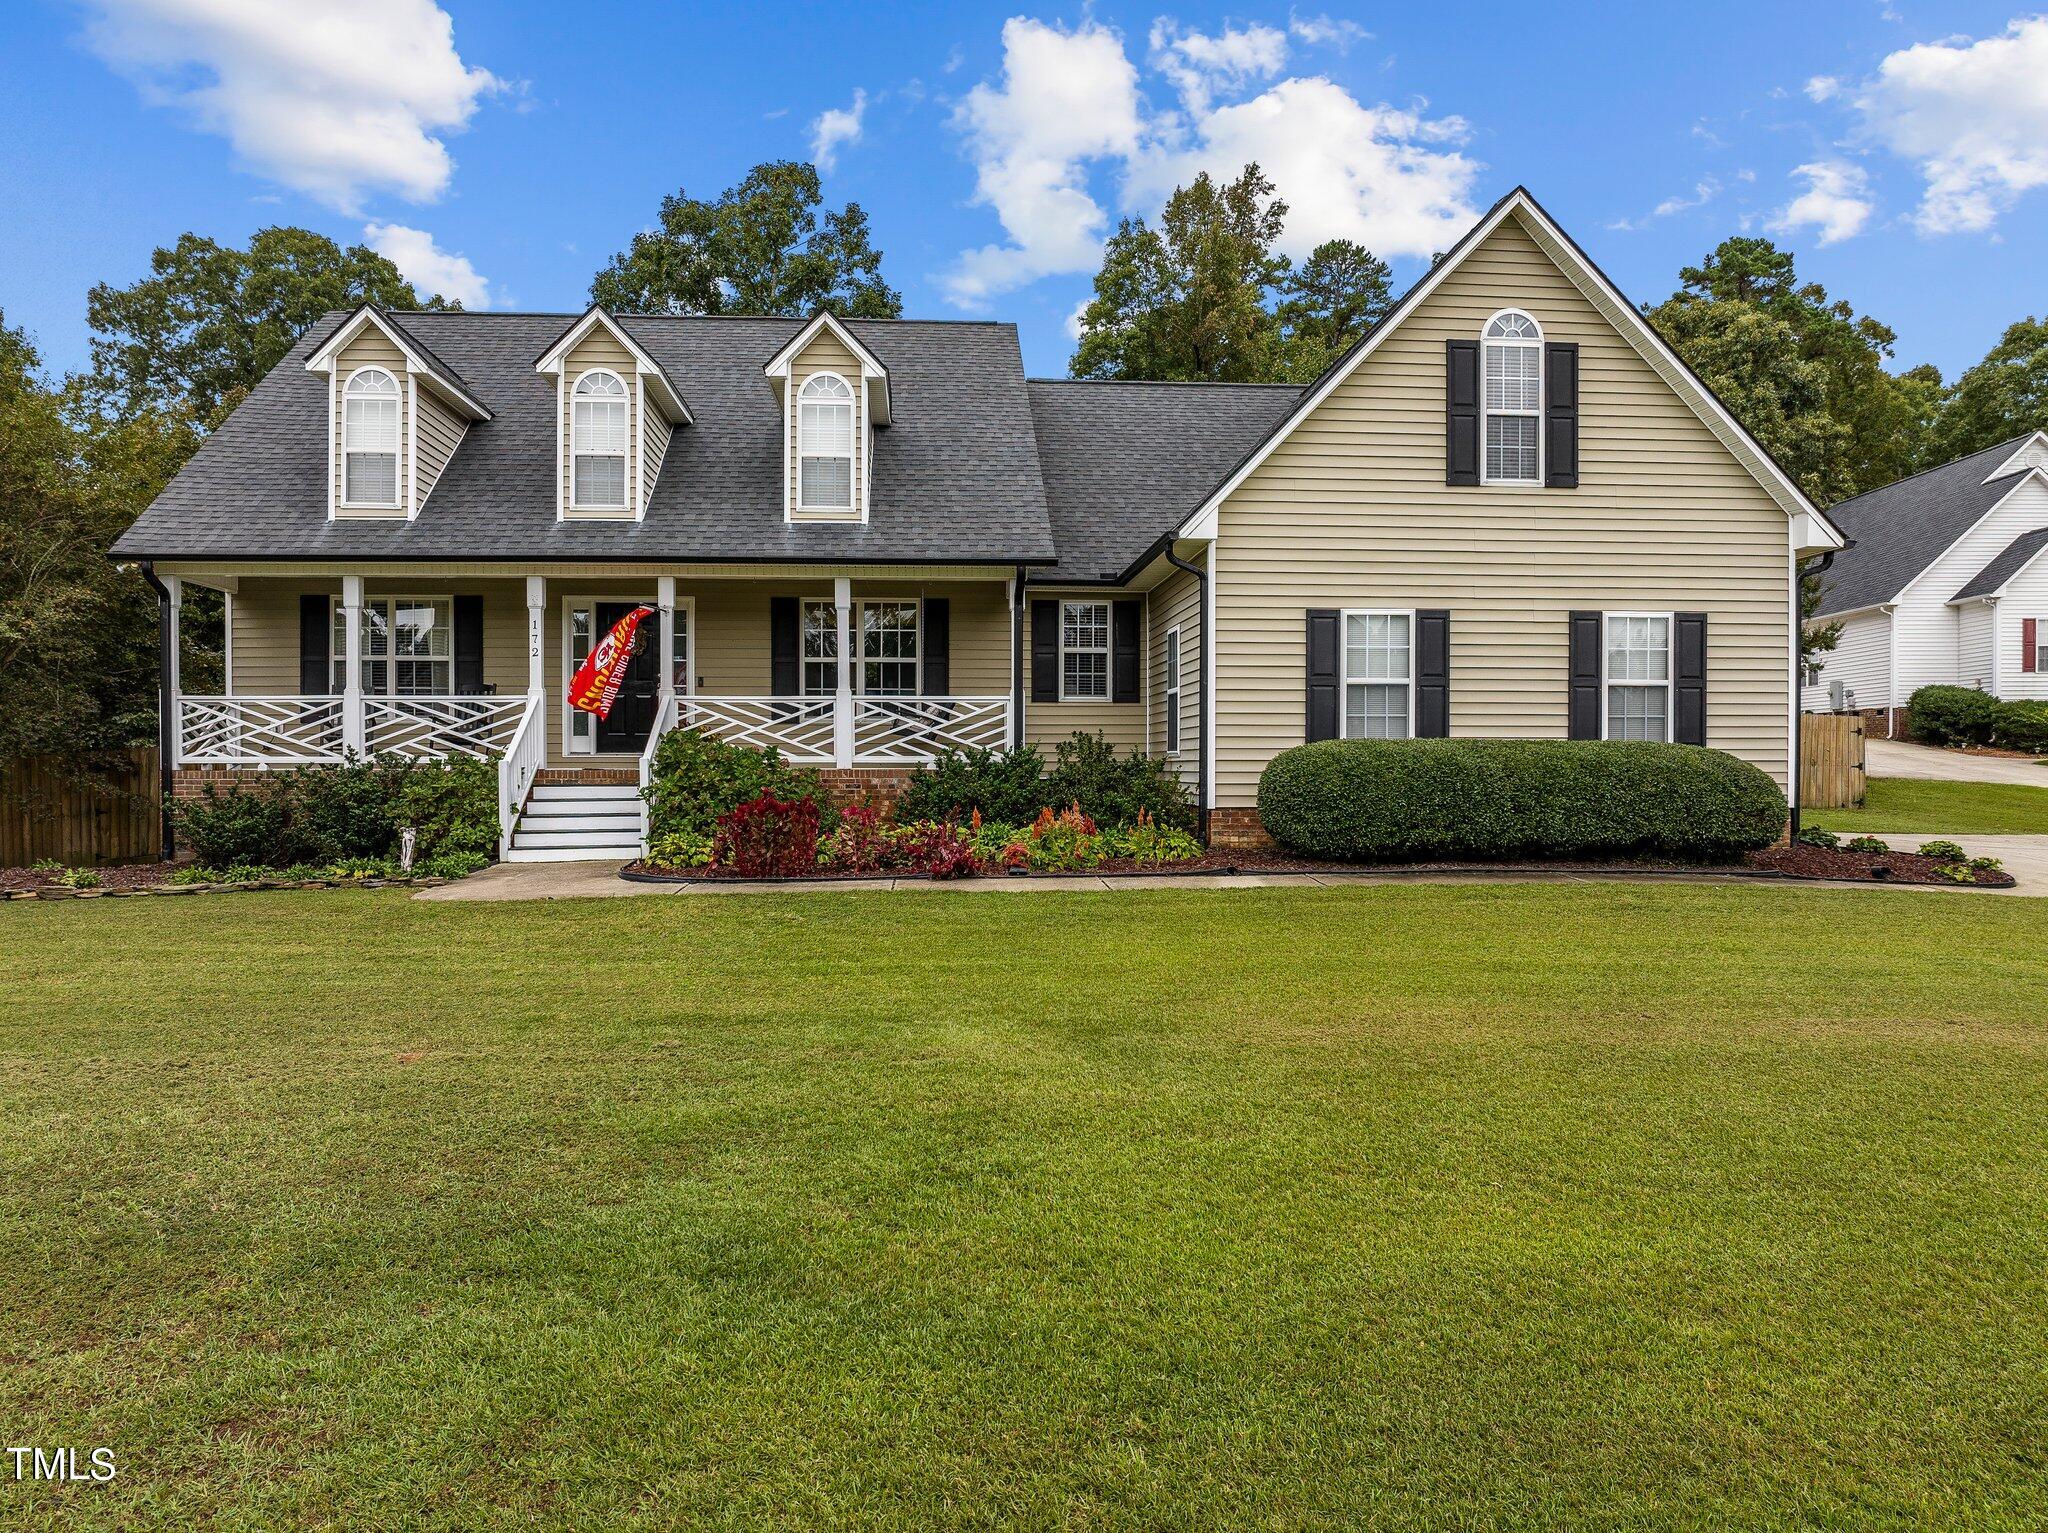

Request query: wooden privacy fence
[
  {"left": 1801, "top": 713, "right": 1867, "bottom": 811},
  {"left": 0, "top": 748, "right": 161, "bottom": 867}
]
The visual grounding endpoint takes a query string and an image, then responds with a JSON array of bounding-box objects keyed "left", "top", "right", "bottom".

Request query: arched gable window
[
  {"left": 1482, "top": 310, "right": 1542, "bottom": 484},
  {"left": 343, "top": 368, "right": 401, "bottom": 506},
  {"left": 572, "top": 370, "right": 629, "bottom": 509},
  {"left": 798, "top": 373, "right": 854, "bottom": 511}
]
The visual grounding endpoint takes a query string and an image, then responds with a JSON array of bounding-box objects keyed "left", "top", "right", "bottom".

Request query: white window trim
[
  {"left": 796, "top": 371, "right": 857, "bottom": 516},
  {"left": 341, "top": 367, "right": 403, "bottom": 511},
  {"left": 330, "top": 594, "right": 454, "bottom": 696},
  {"left": 1480, "top": 308, "right": 1544, "bottom": 489},
  {"left": 1600, "top": 609, "right": 1675, "bottom": 743},
  {"left": 799, "top": 596, "right": 922, "bottom": 696},
  {"left": 1339, "top": 607, "right": 1418, "bottom": 740},
  {"left": 1164, "top": 624, "right": 1182, "bottom": 756},
  {"left": 1058, "top": 599, "right": 1113, "bottom": 703},
  {"left": 569, "top": 368, "right": 632, "bottom": 515},
  {"left": 561, "top": 594, "right": 687, "bottom": 756}
]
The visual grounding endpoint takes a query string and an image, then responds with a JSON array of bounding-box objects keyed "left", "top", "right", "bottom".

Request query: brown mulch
[
  {"left": 1747, "top": 844, "right": 2013, "bottom": 886},
  {"left": 0, "top": 862, "right": 180, "bottom": 893}
]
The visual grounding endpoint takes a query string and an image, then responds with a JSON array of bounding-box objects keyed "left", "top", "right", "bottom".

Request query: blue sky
[{"left": 5, "top": 1, "right": 2047, "bottom": 385}]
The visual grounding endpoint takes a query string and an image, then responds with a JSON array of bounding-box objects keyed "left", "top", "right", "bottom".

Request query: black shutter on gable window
[
  {"left": 1305, "top": 609, "right": 1341, "bottom": 741},
  {"left": 770, "top": 597, "right": 800, "bottom": 697},
  {"left": 1568, "top": 611, "right": 1603, "bottom": 740},
  {"left": 1446, "top": 341, "right": 1480, "bottom": 486},
  {"left": 453, "top": 595, "right": 485, "bottom": 694},
  {"left": 1415, "top": 609, "right": 1451, "bottom": 738},
  {"left": 1031, "top": 600, "right": 1059, "bottom": 703},
  {"left": 300, "top": 593, "right": 330, "bottom": 695},
  {"left": 1112, "top": 600, "right": 1140, "bottom": 703},
  {"left": 921, "top": 597, "right": 950, "bottom": 696},
  {"left": 1545, "top": 341, "right": 1579, "bottom": 488},
  {"left": 1674, "top": 612, "right": 1707, "bottom": 746}
]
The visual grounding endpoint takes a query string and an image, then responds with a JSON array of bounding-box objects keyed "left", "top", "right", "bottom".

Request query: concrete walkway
[{"left": 1868, "top": 737, "right": 2048, "bottom": 785}]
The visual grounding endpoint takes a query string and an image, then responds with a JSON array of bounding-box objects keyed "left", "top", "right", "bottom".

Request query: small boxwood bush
[
  {"left": 1256, "top": 739, "right": 1786, "bottom": 864},
  {"left": 897, "top": 745, "right": 1048, "bottom": 826},
  {"left": 1992, "top": 699, "right": 2048, "bottom": 753},
  {"left": 899, "top": 732, "right": 1195, "bottom": 831},
  {"left": 1909, "top": 684, "right": 1999, "bottom": 747},
  {"left": 642, "top": 728, "right": 824, "bottom": 842}
]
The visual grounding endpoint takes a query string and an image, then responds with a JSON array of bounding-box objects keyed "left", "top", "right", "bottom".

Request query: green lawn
[
  {"left": 1806, "top": 774, "right": 2048, "bottom": 834},
  {"left": 6, "top": 884, "right": 2048, "bottom": 1529}
]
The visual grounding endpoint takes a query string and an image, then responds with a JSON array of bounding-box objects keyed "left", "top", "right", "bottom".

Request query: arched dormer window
[
  {"left": 1482, "top": 310, "right": 1542, "bottom": 484},
  {"left": 343, "top": 368, "right": 401, "bottom": 507},
  {"left": 798, "top": 373, "right": 854, "bottom": 512},
  {"left": 572, "top": 370, "right": 629, "bottom": 509}
]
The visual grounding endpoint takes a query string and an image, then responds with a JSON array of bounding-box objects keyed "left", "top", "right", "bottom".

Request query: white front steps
[{"left": 505, "top": 782, "right": 643, "bottom": 863}]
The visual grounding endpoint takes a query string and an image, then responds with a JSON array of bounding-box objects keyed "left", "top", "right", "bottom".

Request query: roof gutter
[
  {"left": 137, "top": 561, "right": 177, "bottom": 861},
  {"left": 1163, "top": 544, "right": 1210, "bottom": 843},
  {"left": 1791, "top": 547, "right": 1839, "bottom": 843}
]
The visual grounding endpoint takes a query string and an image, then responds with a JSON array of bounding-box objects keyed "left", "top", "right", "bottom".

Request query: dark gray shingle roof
[
  {"left": 114, "top": 311, "right": 1057, "bottom": 565},
  {"left": 1025, "top": 379, "right": 1303, "bottom": 581},
  {"left": 372, "top": 307, "right": 489, "bottom": 416},
  {"left": 1814, "top": 436, "right": 2038, "bottom": 615},
  {"left": 1954, "top": 525, "right": 2048, "bottom": 601}
]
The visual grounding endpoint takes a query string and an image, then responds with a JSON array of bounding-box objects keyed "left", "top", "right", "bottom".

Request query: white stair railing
[
  {"left": 852, "top": 696, "right": 1011, "bottom": 764},
  {"left": 675, "top": 696, "right": 837, "bottom": 761},
  {"left": 497, "top": 693, "right": 547, "bottom": 859},
  {"left": 637, "top": 692, "right": 680, "bottom": 853},
  {"left": 365, "top": 695, "right": 527, "bottom": 759},
  {"left": 177, "top": 696, "right": 344, "bottom": 765}
]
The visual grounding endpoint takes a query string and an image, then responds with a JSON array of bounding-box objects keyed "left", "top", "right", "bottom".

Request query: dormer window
[
  {"left": 798, "top": 373, "right": 854, "bottom": 512},
  {"left": 343, "top": 368, "right": 401, "bottom": 507},
  {"left": 1482, "top": 310, "right": 1542, "bottom": 485},
  {"left": 572, "top": 371, "right": 629, "bottom": 510}
]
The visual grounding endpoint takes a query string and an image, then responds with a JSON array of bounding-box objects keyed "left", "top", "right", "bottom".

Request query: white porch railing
[
  {"left": 497, "top": 693, "right": 546, "bottom": 858},
  {"left": 675, "top": 696, "right": 839, "bottom": 761},
  {"left": 637, "top": 692, "right": 679, "bottom": 852},
  {"left": 365, "top": 696, "right": 527, "bottom": 759},
  {"left": 177, "top": 696, "right": 345, "bottom": 765},
  {"left": 852, "top": 696, "right": 1011, "bottom": 763}
]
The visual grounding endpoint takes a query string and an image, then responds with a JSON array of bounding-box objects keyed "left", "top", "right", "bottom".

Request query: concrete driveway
[{"left": 1868, "top": 737, "right": 2048, "bottom": 785}]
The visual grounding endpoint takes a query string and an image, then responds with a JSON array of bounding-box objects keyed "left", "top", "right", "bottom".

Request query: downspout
[
  {"left": 1011, "top": 564, "right": 1027, "bottom": 750},
  {"left": 1790, "top": 548, "right": 1838, "bottom": 842},
  {"left": 1164, "top": 545, "right": 1210, "bottom": 843},
  {"left": 139, "top": 561, "right": 176, "bottom": 860}
]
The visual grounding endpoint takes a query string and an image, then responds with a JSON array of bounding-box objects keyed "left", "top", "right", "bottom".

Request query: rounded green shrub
[
  {"left": 1909, "top": 684, "right": 1998, "bottom": 746},
  {"left": 1256, "top": 739, "right": 1786, "bottom": 863},
  {"left": 1992, "top": 699, "right": 2048, "bottom": 753}
]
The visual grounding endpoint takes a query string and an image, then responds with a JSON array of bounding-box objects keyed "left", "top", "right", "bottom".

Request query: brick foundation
[
  {"left": 1207, "top": 807, "right": 1277, "bottom": 852},
  {"left": 816, "top": 767, "right": 914, "bottom": 810},
  {"left": 171, "top": 765, "right": 279, "bottom": 801},
  {"left": 535, "top": 767, "right": 637, "bottom": 786}
]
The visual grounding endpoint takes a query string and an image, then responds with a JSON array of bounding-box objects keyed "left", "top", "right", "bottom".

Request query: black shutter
[
  {"left": 300, "top": 593, "right": 330, "bottom": 694},
  {"left": 1031, "top": 600, "right": 1058, "bottom": 703},
  {"left": 1568, "top": 611, "right": 1603, "bottom": 740},
  {"left": 1674, "top": 612, "right": 1707, "bottom": 746},
  {"left": 1112, "top": 600, "right": 1140, "bottom": 703},
  {"left": 1415, "top": 609, "right": 1451, "bottom": 738},
  {"left": 1446, "top": 341, "right": 1480, "bottom": 486},
  {"left": 1545, "top": 341, "right": 1579, "bottom": 489},
  {"left": 770, "top": 597, "right": 800, "bottom": 697},
  {"left": 1305, "top": 609, "right": 1341, "bottom": 741},
  {"left": 921, "top": 597, "right": 950, "bottom": 696},
  {"left": 453, "top": 595, "right": 485, "bottom": 694}
]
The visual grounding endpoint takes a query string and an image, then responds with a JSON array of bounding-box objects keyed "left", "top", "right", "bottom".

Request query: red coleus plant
[{"left": 712, "top": 793, "right": 821, "bottom": 877}]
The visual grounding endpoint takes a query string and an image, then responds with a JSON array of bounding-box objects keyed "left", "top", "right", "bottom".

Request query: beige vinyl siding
[
  {"left": 1147, "top": 567, "right": 1201, "bottom": 784},
  {"left": 561, "top": 331, "right": 639, "bottom": 518},
  {"left": 642, "top": 389, "right": 674, "bottom": 506},
  {"left": 788, "top": 332, "right": 863, "bottom": 522},
  {"left": 1210, "top": 209, "right": 1795, "bottom": 803},
  {"left": 1025, "top": 589, "right": 1145, "bottom": 754},
  {"left": 228, "top": 578, "right": 526, "bottom": 698},
  {"left": 414, "top": 387, "right": 465, "bottom": 508},
  {"left": 333, "top": 333, "right": 408, "bottom": 518}
]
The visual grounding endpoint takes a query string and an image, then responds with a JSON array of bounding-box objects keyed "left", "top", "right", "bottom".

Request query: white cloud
[
  {"left": 363, "top": 221, "right": 491, "bottom": 308},
  {"left": 1843, "top": 17, "right": 2048, "bottom": 234},
  {"left": 1288, "top": 11, "right": 1369, "bottom": 50},
  {"left": 810, "top": 88, "right": 868, "bottom": 172},
  {"left": 1149, "top": 19, "right": 1289, "bottom": 113},
  {"left": 1769, "top": 160, "right": 1875, "bottom": 245},
  {"left": 944, "top": 17, "right": 1144, "bottom": 305},
  {"left": 78, "top": 0, "right": 500, "bottom": 214},
  {"left": 942, "top": 15, "right": 1478, "bottom": 304},
  {"left": 1063, "top": 296, "right": 1091, "bottom": 341},
  {"left": 1805, "top": 75, "right": 1841, "bottom": 103},
  {"left": 1653, "top": 177, "right": 1721, "bottom": 217}
]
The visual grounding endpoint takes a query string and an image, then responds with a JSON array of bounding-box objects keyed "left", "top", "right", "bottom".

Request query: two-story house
[{"left": 113, "top": 188, "right": 1843, "bottom": 860}]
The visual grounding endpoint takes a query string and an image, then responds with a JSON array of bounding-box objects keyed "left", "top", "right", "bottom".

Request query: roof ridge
[
  {"left": 1027, "top": 376, "right": 1304, "bottom": 389},
  {"left": 1829, "top": 433, "right": 2038, "bottom": 509},
  {"left": 383, "top": 309, "right": 1018, "bottom": 327}
]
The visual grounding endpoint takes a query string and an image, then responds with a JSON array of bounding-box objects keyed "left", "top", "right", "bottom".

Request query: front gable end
[
  {"left": 535, "top": 306, "right": 690, "bottom": 523},
  {"left": 764, "top": 312, "right": 891, "bottom": 526}
]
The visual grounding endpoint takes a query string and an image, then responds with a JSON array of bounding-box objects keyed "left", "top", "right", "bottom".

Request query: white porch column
[
  {"left": 164, "top": 576, "right": 183, "bottom": 764},
  {"left": 833, "top": 575, "right": 854, "bottom": 768},
  {"left": 525, "top": 575, "right": 547, "bottom": 698},
  {"left": 657, "top": 576, "right": 677, "bottom": 708},
  {"left": 341, "top": 574, "right": 365, "bottom": 756}
]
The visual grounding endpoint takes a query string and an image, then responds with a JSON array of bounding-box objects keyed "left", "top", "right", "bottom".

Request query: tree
[
  {"left": 1070, "top": 165, "right": 1392, "bottom": 384},
  {"left": 1931, "top": 317, "right": 2048, "bottom": 461},
  {"left": 590, "top": 161, "right": 901, "bottom": 318},
  {"left": 86, "top": 227, "right": 445, "bottom": 426}
]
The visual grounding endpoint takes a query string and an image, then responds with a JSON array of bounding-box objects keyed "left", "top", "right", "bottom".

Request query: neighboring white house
[{"left": 1805, "top": 431, "right": 2048, "bottom": 727}]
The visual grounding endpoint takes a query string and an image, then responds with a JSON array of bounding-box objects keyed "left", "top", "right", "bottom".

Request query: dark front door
[{"left": 594, "top": 602, "right": 661, "bottom": 754}]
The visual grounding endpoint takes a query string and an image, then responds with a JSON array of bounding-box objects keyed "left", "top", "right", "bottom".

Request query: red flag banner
[{"left": 569, "top": 605, "right": 656, "bottom": 720}]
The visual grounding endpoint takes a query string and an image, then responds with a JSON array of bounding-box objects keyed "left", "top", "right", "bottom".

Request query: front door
[{"left": 594, "top": 602, "right": 661, "bottom": 754}]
